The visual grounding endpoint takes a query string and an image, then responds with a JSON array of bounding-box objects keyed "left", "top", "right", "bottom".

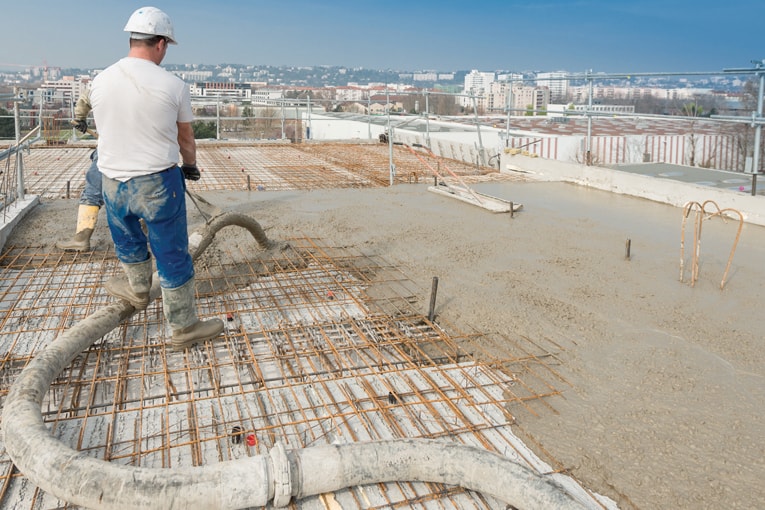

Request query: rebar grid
[
  {"left": 290, "top": 143, "right": 494, "bottom": 186},
  {"left": 18, "top": 143, "right": 515, "bottom": 200},
  {"left": 0, "top": 238, "right": 599, "bottom": 509},
  {"left": 15, "top": 146, "right": 96, "bottom": 200}
]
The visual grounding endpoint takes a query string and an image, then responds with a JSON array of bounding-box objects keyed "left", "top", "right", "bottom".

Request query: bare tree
[{"left": 428, "top": 93, "right": 459, "bottom": 116}]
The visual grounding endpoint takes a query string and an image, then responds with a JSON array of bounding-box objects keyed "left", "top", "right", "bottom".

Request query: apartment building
[
  {"left": 512, "top": 85, "right": 551, "bottom": 115},
  {"left": 462, "top": 70, "right": 496, "bottom": 109},
  {"left": 536, "top": 71, "right": 568, "bottom": 101},
  {"left": 487, "top": 81, "right": 510, "bottom": 113},
  {"left": 189, "top": 82, "right": 252, "bottom": 99},
  {"left": 32, "top": 76, "right": 90, "bottom": 105}
]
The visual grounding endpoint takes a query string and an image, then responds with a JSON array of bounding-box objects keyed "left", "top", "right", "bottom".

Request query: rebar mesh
[
  {"left": 0, "top": 237, "right": 604, "bottom": 509},
  {"left": 16, "top": 142, "right": 523, "bottom": 199}
]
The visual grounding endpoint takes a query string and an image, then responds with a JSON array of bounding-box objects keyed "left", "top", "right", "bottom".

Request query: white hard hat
[{"left": 123, "top": 6, "right": 177, "bottom": 44}]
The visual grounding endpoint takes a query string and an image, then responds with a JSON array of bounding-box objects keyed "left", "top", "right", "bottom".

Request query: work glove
[
  {"left": 71, "top": 119, "right": 88, "bottom": 134},
  {"left": 181, "top": 163, "right": 200, "bottom": 181}
]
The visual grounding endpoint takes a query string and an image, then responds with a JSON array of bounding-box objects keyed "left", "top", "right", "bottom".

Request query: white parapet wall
[
  {"left": 501, "top": 153, "right": 765, "bottom": 227},
  {"left": 0, "top": 195, "right": 40, "bottom": 252},
  {"left": 306, "top": 113, "right": 508, "bottom": 170}
]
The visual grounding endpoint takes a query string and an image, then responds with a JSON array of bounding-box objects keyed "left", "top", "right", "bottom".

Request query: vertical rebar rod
[{"left": 428, "top": 276, "right": 439, "bottom": 322}]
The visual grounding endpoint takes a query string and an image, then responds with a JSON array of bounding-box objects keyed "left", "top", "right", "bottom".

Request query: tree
[
  {"left": 192, "top": 121, "right": 217, "bottom": 139},
  {"left": 257, "top": 106, "right": 278, "bottom": 138},
  {"left": 242, "top": 105, "right": 253, "bottom": 124},
  {"left": 0, "top": 108, "right": 15, "bottom": 138},
  {"left": 428, "top": 94, "right": 459, "bottom": 116}
]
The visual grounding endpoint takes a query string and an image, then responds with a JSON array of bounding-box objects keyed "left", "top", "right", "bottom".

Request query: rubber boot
[
  {"left": 162, "top": 278, "right": 224, "bottom": 350},
  {"left": 105, "top": 258, "right": 153, "bottom": 310},
  {"left": 56, "top": 205, "right": 99, "bottom": 252}
]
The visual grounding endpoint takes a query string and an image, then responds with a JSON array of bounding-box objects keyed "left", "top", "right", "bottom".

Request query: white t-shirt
[{"left": 91, "top": 57, "right": 193, "bottom": 182}]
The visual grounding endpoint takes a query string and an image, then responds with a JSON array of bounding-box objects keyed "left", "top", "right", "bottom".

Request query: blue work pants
[
  {"left": 79, "top": 150, "right": 104, "bottom": 207},
  {"left": 102, "top": 167, "right": 193, "bottom": 289}
]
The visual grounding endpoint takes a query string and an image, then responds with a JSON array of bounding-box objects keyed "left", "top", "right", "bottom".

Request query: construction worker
[
  {"left": 90, "top": 6, "right": 223, "bottom": 350},
  {"left": 56, "top": 92, "right": 102, "bottom": 251}
]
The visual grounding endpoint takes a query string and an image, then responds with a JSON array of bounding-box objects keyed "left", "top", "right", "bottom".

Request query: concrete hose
[
  {"left": 2, "top": 212, "right": 585, "bottom": 510},
  {"left": 291, "top": 440, "right": 586, "bottom": 510},
  {"left": 189, "top": 212, "right": 275, "bottom": 259}
]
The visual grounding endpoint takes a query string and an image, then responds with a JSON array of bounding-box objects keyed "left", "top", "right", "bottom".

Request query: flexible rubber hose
[
  {"left": 2, "top": 300, "right": 273, "bottom": 509},
  {"left": 292, "top": 440, "right": 586, "bottom": 509},
  {"left": 189, "top": 212, "right": 275, "bottom": 259},
  {"left": 2, "top": 212, "right": 585, "bottom": 510}
]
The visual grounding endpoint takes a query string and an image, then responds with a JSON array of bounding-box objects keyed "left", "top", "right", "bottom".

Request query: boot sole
[
  {"left": 171, "top": 322, "right": 224, "bottom": 351},
  {"left": 56, "top": 244, "right": 91, "bottom": 252}
]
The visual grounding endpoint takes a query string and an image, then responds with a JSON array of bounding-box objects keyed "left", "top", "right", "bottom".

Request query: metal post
[
  {"left": 471, "top": 95, "right": 486, "bottom": 167},
  {"left": 280, "top": 98, "right": 286, "bottom": 140},
  {"left": 505, "top": 81, "right": 512, "bottom": 147},
  {"left": 586, "top": 71, "right": 593, "bottom": 166},
  {"left": 367, "top": 93, "right": 372, "bottom": 140},
  {"left": 751, "top": 65, "right": 764, "bottom": 195},
  {"left": 14, "top": 87, "right": 25, "bottom": 201},
  {"left": 387, "top": 88, "right": 395, "bottom": 186},
  {"left": 307, "top": 94, "right": 311, "bottom": 140},
  {"left": 216, "top": 93, "right": 220, "bottom": 140},
  {"left": 425, "top": 91, "right": 431, "bottom": 148}
]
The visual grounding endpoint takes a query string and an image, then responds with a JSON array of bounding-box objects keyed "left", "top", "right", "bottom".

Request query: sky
[{"left": 2, "top": 0, "right": 764, "bottom": 74}]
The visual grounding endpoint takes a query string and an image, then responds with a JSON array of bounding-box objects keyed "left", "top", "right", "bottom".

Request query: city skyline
[{"left": 2, "top": 0, "right": 764, "bottom": 74}]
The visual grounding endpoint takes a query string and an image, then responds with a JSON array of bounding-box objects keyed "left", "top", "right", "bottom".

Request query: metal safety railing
[{"left": 0, "top": 88, "right": 43, "bottom": 216}]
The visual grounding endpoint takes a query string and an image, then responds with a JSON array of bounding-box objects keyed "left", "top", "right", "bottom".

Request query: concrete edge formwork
[
  {"left": 0, "top": 195, "right": 40, "bottom": 253},
  {"left": 501, "top": 154, "right": 765, "bottom": 227}
]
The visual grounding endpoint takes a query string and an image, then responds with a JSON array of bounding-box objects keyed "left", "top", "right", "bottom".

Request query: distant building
[
  {"left": 251, "top": 89, "right": 285, "bottom": 105},
  {"left": 488, "top": 81, "right": 510, "bottom": 113},
  {"left": 547, "top": 103, "right": 636, "bottom": 116},
  {"left": 497, "top": 72, "right": 523, "bottom": 82},
  {"left": 369, "top": 95, "right": 405, "bottom": 113},
  {"left": 413, "top": 72, "right": 438, "bottom": 82},
  {"left": 34, "top": 76, "right": 89, "bottom": 105},
  {"left": 462, "top": 70, "right": 496, "bottom": 108},
  {"left": 173, "top": 70, "right": 213, "bottom": 82},
  {"left": 567, "top": 85, "right": 713, "bottom": 103},
  {"left": 536, "top": 71, "right": 568, "bottom": 101},
  {"left": 334, "top": 86, "right": 368, "bottom": 102},
  {"left": 189, "top": 82, "right": 252, "bottom": 99},
  {"left": 512, "top": 85, "right": 551, "bottom": 115}
]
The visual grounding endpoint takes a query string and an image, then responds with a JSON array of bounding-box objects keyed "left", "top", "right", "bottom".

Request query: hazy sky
[{"left": 2, "top": 0, "right": 763, "bottom": 74}]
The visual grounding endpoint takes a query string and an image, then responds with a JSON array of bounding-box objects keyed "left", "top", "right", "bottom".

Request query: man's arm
[
  {"left": 177, "top": 121, "right": 200, "bottom": 180},
  {"left": 71, "top": 89, "right": 93, "bottom": 133},
  {"left": 177, "top": 121, "right": 196, "bottom": 165},
  {"left": 74, "top": 92, "right": 92, "bottom": 120}
]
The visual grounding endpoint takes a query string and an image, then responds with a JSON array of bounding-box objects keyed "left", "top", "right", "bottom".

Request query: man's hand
[
  {"left": 71, "top": 119, "right": 88, "bottom": 134},
  {"left": 181, "top": 163, "right": 200, "bottom": 181}
]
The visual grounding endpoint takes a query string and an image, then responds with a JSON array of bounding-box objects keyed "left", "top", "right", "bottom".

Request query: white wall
[
  {"left": 307, "top": 116, "right": 385, "bottom": 141},
  {"left": 500, "top": 153, "right": 765, "bottom": 227}
]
